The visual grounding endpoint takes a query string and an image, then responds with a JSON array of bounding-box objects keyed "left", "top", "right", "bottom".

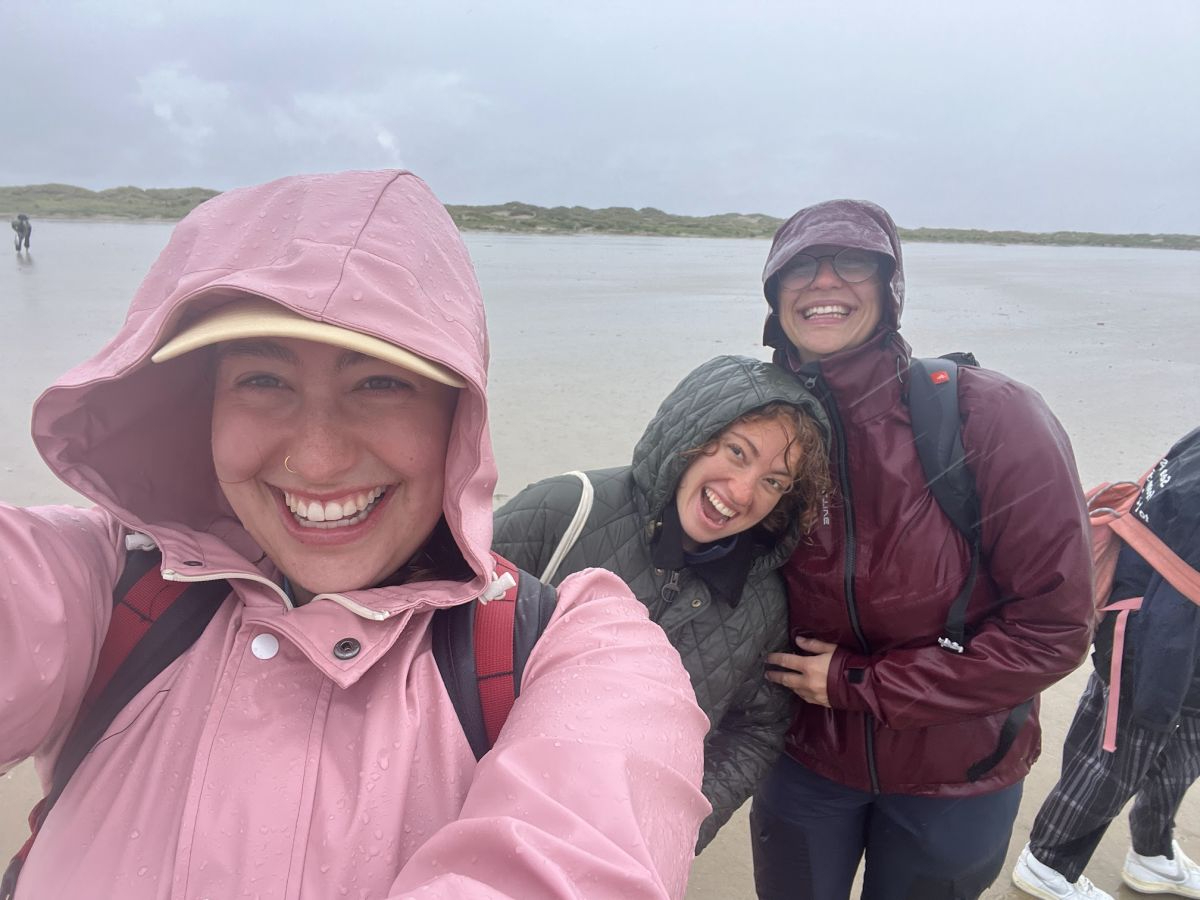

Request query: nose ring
[{"left": 284, "top": 455, "right": 297, "bottom": 474}]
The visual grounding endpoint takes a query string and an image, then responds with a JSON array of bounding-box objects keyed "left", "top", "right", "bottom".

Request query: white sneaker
[
  {"left": 1012, "top": 843, "right": 1114, "bottom": 899},
  {"left": 1122, "top": 840, "right": 1200, "bottom": 897}
]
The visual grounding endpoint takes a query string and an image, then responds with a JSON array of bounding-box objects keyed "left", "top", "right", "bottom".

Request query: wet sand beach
[{"left": 4, "top": 222, "right": 1200, "bottom": 898}]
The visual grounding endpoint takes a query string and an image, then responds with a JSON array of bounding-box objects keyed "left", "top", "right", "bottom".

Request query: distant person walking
[{"left": 11, "top": 214, "right": 31, "bottom": 252}]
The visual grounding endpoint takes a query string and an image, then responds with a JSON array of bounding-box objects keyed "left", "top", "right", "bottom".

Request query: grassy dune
[
  {"left": 4, "top": 184, "right": 1197, "bottom": 250},
  {"left": 1, "top": 183, "right": 219, "bottom": 220}
]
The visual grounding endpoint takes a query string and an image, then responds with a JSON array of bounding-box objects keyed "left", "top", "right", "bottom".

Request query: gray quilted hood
[
  {"left": 761, "top": 199, "right": 906, "bottom": 351},
  {"left": 630, "top": 355, "right": 828, "bottom": 560}
]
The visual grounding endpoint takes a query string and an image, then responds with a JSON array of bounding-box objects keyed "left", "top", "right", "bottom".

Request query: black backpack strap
[
  {"left": 966, "top": 698, "right": 1034, "bottom": 781},
  {"left": 908, "top": 356, "right": 1033, "bottom": 780},
  {"left": 432, "top": 600, "right": 489, "bottom": 761},
  {"left": 512, "top": 568, "right": 557, "bottom": 691},
  {"left": 938, "top": 351, "right": 980, "bottom": 369},
  {"left": 3, "top": 553, "right": 228, "bottom": 900},
  {"left": 907, "top": 358, "right": 980, "bottom": 540},
  {"left": 907, "top": 357, "right": 982, "bottom": 653},
  {"left": 433, "top": 563, "right": 558, "bottom": 762}
]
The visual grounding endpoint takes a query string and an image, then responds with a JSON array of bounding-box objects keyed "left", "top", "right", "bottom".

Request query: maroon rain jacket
[{"left": 763, "top": 200, "right": 1094, "bottom": 796}]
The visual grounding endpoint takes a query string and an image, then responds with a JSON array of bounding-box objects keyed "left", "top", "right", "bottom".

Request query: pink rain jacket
[{"left": 0, "top": 170, "right": 710, "bottom": 899}]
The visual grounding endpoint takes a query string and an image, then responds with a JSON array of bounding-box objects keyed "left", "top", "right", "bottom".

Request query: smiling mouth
[
  {"left": 703, "top": 487, "right": 737, "bottom": 525},
  {"left": 801, "top": 304, "right": 851, "bottom": 320},
  {"left": 282, "top": 486, "right": 388, "bottom": 529}
]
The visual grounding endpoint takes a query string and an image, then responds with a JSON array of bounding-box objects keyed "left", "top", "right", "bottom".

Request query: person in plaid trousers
[{"left": 1013, "top": 427, "right": 1200, "bottom": 900}]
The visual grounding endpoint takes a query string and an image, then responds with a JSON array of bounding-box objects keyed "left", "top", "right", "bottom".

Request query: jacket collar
[
  {"left": 140, "top": 522, "right": 475, "bottom": 687},
  {"left": 786, "top": 330, "right": 912, "bottom": 426},
  {"left": 649, "top": 504, "right": 758, "bottom": 607}
]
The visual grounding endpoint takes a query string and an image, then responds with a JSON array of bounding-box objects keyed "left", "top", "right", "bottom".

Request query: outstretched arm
[
  {"left": 386, "top": 568, "right": 710, "bottom": 899},
  {"left": 0, "top": 504, "right": 123, "bottom": 772}
]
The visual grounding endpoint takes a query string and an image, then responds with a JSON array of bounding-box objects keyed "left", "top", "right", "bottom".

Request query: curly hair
[{"left": 681, "top": 402, "right": 831, "bottom": 536}]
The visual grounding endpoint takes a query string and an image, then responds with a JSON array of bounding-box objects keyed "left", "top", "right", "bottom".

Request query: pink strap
[
  {"left": 1108, "top": 514, "right": 1200, "bottom": 605},
  {"left": 1088, "top": 463, "right": 1200, "bottom": 753},
  {"left": 1099, "top": 597, "right": 1143, "bottom": 752}
]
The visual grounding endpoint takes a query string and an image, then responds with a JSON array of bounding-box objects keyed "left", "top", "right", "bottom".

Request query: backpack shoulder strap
[
  {"left": 1107, "top": 510, "right": 1200, "bottom": 606},
  {"left": 907, "top": 355, "right": 1048, "bottom": 778},
  {"left": 538, "top": 471, "right": 594, "bottom": 584},
  {"left": 907, "top": 357, "right": 982, "bottom": 654},
  {"left": 3, "top": 548, "right": 228, "bottom": 900},
  {"left": 1085, "top": 467, "right": 1193, "bottom": 753},
  {"left": 907, "top": 357, "right": 980, "bottom": 539},
  {"left": 432, "top": 552, "right": 557, "bottom": 761}
]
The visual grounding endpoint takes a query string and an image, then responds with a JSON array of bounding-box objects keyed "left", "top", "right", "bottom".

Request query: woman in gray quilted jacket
[{"left": 493, "top": 354, "right": 829, "bottom": 850}]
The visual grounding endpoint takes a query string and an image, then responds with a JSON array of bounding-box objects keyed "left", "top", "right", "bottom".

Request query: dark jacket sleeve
[
  {"left": 828, "top": 374, "right": 1095, "bottom": 728},
  {"left": 1130, "top": 575, "right": 1200, "bottom": 729},
  {"left": 696, "top": 622, "right": 792, "bottom": 849}
]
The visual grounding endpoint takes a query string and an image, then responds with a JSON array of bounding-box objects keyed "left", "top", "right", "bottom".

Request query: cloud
[
  {"left": 4, "top": 0, "right": 1199, "bottom": 231},
  {"left": 137, "top": 65, "right": 231, "bottom": 154}
]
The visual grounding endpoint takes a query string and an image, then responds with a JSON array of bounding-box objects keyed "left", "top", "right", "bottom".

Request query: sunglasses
[{"left": 777, "top": 248, "right": 883, "bottom": 290}]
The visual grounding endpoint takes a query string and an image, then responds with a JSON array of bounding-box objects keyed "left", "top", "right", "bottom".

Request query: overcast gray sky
[{"left": 3, "top": 0, "right": 1198, "bottom": 232}]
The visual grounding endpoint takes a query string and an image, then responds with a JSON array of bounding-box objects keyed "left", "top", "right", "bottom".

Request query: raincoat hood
[
  {"left": 762, "top": 199, "right": 906, "bottom": 351},
  {"left": 629, "top": 355, "right": 828, "bottom": 565},
  {"left": 31, "top": 170, "right": 497, "bottom": 604}
]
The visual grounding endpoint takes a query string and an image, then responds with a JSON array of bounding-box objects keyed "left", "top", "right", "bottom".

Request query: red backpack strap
[
  {"left": 474, "top": 555, "right": 521, "bottom": 748},
  {"left": 85, "top": 549, "right": 186, "bottom": 704},
  {"left": 432, "top": 553, "right": 558, "bottom": 760}
]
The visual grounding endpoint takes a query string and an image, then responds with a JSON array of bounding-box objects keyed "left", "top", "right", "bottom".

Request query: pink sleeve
[
  {"left": 0, "top": 504, "right": 125, "bottom": 774},
  {"left": 386, "top": 567, "right": 711, "bottom": 900}
]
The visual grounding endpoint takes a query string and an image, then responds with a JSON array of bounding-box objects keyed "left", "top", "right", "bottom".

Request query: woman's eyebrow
[
  {"left": 726, "top": 428, "right": 760, "bottom": 457},
  {"left": 218, "top": 339, "right": 297, "bottom": 363},
  {"left": 335, "top": 350, "right": 374, "bottom": 371}
]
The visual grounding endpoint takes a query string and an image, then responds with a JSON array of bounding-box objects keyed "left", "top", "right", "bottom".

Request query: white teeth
[
  {"left": 282, "top": 487, "right": 387, "bottom": 527},
  {"left": 803, "top": 304, "right": 850, "bottom": 319},
  {"left": 705, "top": 487, "right": 736, "bottom": 518}
]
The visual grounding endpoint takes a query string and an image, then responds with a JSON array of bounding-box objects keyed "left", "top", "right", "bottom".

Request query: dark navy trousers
[{"left": 750, "top": 754, "right": 1022, "bottom": 900}]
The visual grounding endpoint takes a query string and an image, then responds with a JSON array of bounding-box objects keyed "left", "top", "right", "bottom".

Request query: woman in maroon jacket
[{"left": 752, "top": 199, "right": 1095, "bottom": 900}]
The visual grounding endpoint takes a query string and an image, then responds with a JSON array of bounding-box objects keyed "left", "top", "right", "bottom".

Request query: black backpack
[{"left": 1, "top": 550, "right": 554, "bottom": 900}]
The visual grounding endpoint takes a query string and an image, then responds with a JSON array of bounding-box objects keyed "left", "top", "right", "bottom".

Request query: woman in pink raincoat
[{"left": 0, "top": 170, "right": 709, "bottom": 900}]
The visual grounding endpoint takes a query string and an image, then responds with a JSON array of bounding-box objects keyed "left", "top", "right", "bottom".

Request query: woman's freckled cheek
[{"left": 211, "top": 407, "right": 276, "bottom": 484}]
